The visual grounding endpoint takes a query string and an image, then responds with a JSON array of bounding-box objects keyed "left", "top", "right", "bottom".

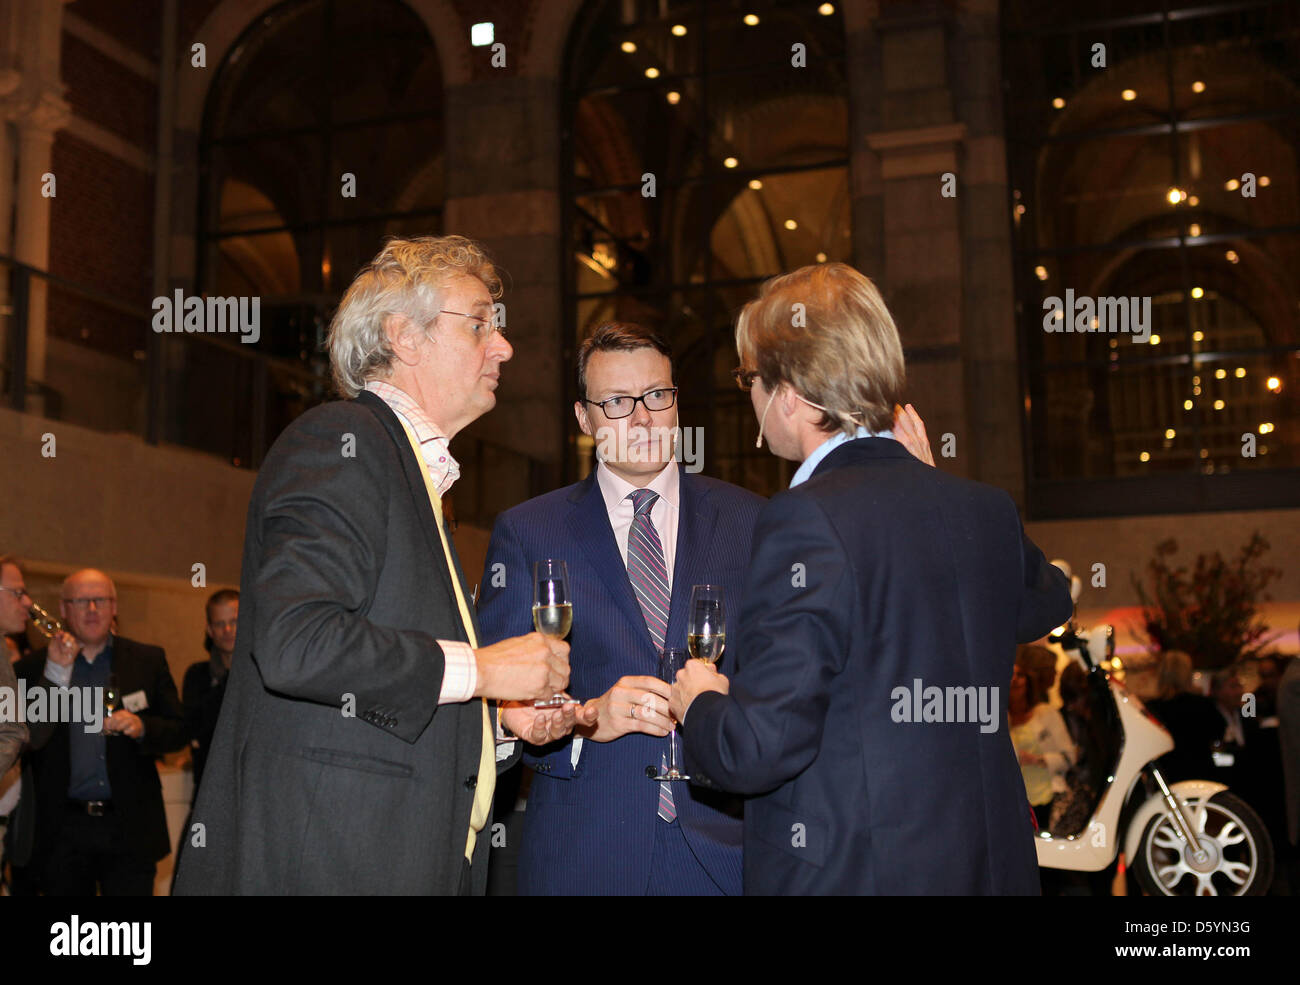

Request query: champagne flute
[
  {"left": 104, "top": 672, "right": 121, "bottom": 734},
  {"left": 687, "top": 585, "right": 726, "bottom": 665},
  {"left": 652, "top": 648, "right": 690, "bottom": 781},
  {"left": 532, "top": 559, "right": 574, "bottom": 708},
  {"left": 28, "top": 600, "right": 64, "bottom": 639}
]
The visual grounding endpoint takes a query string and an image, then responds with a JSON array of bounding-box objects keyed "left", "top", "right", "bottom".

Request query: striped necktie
[{"left": 626, "top": 488, "right": 675, "bottom": 822}]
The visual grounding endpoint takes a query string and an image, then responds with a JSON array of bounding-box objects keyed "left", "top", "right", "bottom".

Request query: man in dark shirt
[
  {"left": 182, "top": 589, "right": 238, "bottom": 801},
  {"left": 16, "top": 569, "right": 184, "bottom": 895}
]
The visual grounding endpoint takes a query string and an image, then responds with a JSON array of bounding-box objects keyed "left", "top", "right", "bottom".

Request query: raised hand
[{"left": 893, "top": 402, "right": 934, "bottom": 467}]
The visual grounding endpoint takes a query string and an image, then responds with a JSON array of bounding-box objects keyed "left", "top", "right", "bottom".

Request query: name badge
[{"left": 122, "top": 690, "right": 149, "bottom": 713}]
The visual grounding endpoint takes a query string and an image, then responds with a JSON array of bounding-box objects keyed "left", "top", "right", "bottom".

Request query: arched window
[
  {"left": 1004, "top": 0, "right": 1300, "bottom": 515},
  {"left": 564, "top": 0, "right": 849, "bottom": 494},
  {"left": 188, "top": 0, "right": 443, "bottom": 463}
]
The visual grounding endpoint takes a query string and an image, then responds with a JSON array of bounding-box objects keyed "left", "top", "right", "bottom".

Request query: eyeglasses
[
  {"left": 62, "top": 597, "right": 114, "bottom": 610},
  {"left": 583, "top": 387, "right": 678, "bottom": 420},
  {"left": 0, "top": 586, "right": 30, "bottom": 601},
  {"left": 435, "top": 309, "right": 506, "bottom": 340},
  {"left": 732, "top": 367, "right": 759, "bottom": 391}
]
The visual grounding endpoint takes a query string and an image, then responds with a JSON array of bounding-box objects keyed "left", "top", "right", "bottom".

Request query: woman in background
[{"left": 1010, "top": 646, "right": 1077, "bottom": 832}]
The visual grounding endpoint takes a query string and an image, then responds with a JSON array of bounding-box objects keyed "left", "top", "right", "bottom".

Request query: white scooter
[{"left": 1033, "top": 623, "right": 1273, "bottom": 895}]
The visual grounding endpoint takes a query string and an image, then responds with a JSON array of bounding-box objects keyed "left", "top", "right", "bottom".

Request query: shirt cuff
[
  {"left": 44, "top": 661, "right": 73, "bottom": 687},
  {"left": 436, "top": 640, "right": 477, "bottom": 705}
]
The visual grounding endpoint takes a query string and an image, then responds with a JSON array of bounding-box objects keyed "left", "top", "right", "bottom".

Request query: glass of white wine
[
  {"left": 532, "top": 559, "right": 574, "bottom": 708},
  {"left": 687, "top": 585, "right": 725, "bottom": 665}
]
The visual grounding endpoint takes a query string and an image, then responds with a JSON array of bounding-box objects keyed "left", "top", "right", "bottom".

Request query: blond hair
[
  {"left": 327, "top": 235, "right": 503, "bottom": 397},
  {"left": 736, "top": 262, "right": 904, "bottom": 435}
]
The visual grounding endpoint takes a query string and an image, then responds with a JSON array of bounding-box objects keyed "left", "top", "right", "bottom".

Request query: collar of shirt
[
  {"left": 790, "top": 427, "right": 896, "bottom": 488},
  {"left": 364, "top": 380, "right": 461, "bottom": 496},
  {"left": 595, "top": 460, "right": 680, "bottom": 589},
  {"left": 73, "top": 634, "right": 114, "bottom": 680},
  {"left": 595, "top": 459, "right": 680, "bottom": 517}
]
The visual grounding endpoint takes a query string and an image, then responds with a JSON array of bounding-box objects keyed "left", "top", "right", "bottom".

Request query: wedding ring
[{"left": 628, "top": 703, "right": 636, "bottom": 719}]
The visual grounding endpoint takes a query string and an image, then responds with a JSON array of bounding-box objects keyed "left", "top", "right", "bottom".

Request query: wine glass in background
[
  {"left": 687, "top": 585, "right": 726, "bottom": 665},
  {"left": 104, "top": 673, "right": 120, "bottom": 721},
  {"left": 532, "top": 559, "right": 574, "bottom": 708},
  {"left": 652, "top": 647, "right": 690, "bottom": 781},
  {"left": 27, "top": 600, "right": 64, "bottom": 639}
]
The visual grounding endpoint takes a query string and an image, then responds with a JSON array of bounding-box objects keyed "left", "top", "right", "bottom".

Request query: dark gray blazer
[
  {"left": 173, "top": 391, "right": 514, "bottom": 895},
  {"left": 0, "top": 654, "right": 25, "bottom": 778}
]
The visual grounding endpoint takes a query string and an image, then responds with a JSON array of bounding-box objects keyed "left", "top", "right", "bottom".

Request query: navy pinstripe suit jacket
[{"left": 478, "top": 465, "right": 764, "bottom": 895}]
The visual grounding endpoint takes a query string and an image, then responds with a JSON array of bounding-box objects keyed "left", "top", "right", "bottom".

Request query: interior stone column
[
  {"left": 13, "top": 97, "right": 68, "bottom": 387},
  {"left": 443, "top": 74, "right": 565, "bottom": 479}
]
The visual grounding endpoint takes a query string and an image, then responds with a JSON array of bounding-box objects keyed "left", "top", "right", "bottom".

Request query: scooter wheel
[{"left": 1133, "top": 790, "right": 1273, "bottom": 896}]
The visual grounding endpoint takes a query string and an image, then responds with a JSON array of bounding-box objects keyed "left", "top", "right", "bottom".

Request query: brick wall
[{"left": 48, "top": 133, "right": 154, "bottom": 309}]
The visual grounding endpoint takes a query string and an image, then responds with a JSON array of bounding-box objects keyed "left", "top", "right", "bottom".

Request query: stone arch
[{"left": 175, "top": 0, "right": 468, "bottom": 135}]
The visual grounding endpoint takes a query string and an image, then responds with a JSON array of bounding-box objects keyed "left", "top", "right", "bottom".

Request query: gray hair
[{"left": 327, "top": 235, "right": 503, "bottom": 397}]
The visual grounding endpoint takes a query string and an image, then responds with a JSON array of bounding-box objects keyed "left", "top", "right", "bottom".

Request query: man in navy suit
[
  {"left": 671, "top": 263, "right": 1073, "bottom": 895},
  {"left": 478, "top": 322, "right": 764, "bottom": 895}
]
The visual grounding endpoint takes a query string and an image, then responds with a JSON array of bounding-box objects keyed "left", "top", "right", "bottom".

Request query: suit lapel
[
  {"left": 354, "top": 390, "right": 464, "bottom": 640},
  {"left": 665, "top": 469, "right": 717, "bottom": 648},
  {"left": 565, "top": 474, "right": 651, "bottom": 649}
]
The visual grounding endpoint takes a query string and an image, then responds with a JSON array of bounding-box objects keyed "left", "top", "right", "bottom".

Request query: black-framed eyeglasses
[
  {"left": 583, "top": 387, "right": 678, "bottom": 420},
  {"left": 435, "top": 308, "right": 506, "bottom": 340},
  {"left": 733, "top": 367, "right": 759, "bottom": 391},
  {"left": 62, "top": 597, "right": 114, "bottom": 610},
  {"left": 0, "top": 586, "right": 30, "bottom": 601}
]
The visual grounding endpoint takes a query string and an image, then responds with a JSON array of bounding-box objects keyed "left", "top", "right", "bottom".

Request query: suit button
[
  {"left": 645, "top": 766, "right": 657, "bottom": 778},
  {"left": 464, "top": 775, "right": 477, "bottom": 789}
]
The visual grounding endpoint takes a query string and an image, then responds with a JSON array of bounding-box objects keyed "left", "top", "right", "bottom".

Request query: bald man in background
[{"left": 16, "top": 569, "right": 185, "bottom": 895}]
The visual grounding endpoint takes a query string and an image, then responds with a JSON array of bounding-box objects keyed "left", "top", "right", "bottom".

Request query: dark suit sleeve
[
  {"left": 135, "top": 646, "right": 186, "bottom": 757},
  {"left": 16, "top": 653, "right": 58, "bottom": 752},
  {"left": 1012, "top": 497, "right": 1073, "bottom": 643},
  {"left": 249, "top": 410, "right": 446, "bottom": 744},
  {"left": 477, "top": 514, "right": 577, "bottom": 775},
  {"left": 683, "top": 491, "right": 853, "bottom": 795},
  {"left": 0, "top": 654, "right": 26, "bottom": 774}
]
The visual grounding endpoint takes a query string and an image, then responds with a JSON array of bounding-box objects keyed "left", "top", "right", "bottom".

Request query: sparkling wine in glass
[
  {"left": 27, "top": 600, "right": 64, "bottom": 639},
  {"left": 532, "top": 559, "right": 574, "bottom": 708},
  {"left": 687, "top": 585, "right": 726, "bottom": 665},
  {"left": 652, "top": 648, "right": 690, "bottom": 782},
  {"left": 104, "top": 674, "right": 120, "bottom": 717}
]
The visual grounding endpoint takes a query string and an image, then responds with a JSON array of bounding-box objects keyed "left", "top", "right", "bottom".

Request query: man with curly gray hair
[{"left": 175, "top": 235, "right": 595, "bottom": 896}]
